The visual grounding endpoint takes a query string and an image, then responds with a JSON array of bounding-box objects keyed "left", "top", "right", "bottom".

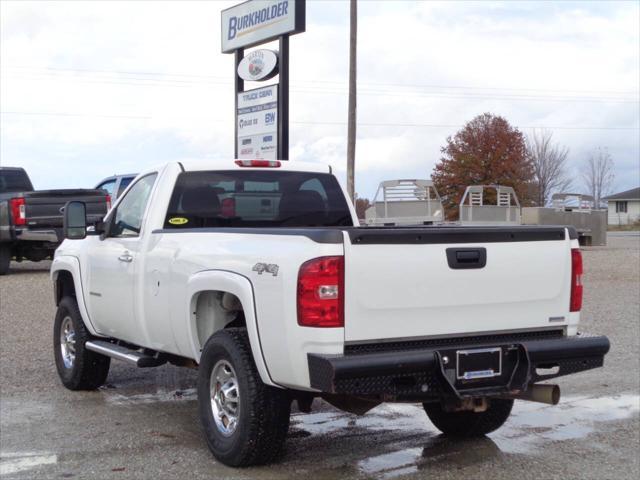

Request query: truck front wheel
[
  {"left": 423, "top": 398, "right": 513, "bottom": 437},
  {"left": 197, "top": 328, "right": 291, "bottom": 467},
  {"left": 53, "top": 296, "right": 111, "bottom": 390}
]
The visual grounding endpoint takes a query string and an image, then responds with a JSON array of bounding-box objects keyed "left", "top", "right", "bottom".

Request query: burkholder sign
[
  {"left": 222, "top": 0, "right": 305, "bottom": 161},
  {"left": 221, "top": 0, "right": 305, "bottom": 53}
]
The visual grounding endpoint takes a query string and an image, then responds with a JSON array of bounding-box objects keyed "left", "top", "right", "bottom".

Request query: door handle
[
  {"left": 446, "top": 248, "right": 487, "bottom": 269},
  {"left": 457, "top": 251, "right": 480, "bottom": 262},
  {"left": 118, "top": 252, "right": 133, "bottom": 263}
]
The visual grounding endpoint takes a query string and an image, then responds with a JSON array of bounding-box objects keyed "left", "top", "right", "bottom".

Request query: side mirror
[
  {"left": 99, "top": 213, "right": 114, "bottom": 240},
  {"left": 92, "top": 219, "right": 106, "bottom": 235},
  {"left": 63, "top": 201, "right": 87, "bottom": 240}
]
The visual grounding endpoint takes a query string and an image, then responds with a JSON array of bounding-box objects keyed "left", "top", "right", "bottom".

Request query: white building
[{"left": 603, "top": 187, "right": 640, "bottom": 226}]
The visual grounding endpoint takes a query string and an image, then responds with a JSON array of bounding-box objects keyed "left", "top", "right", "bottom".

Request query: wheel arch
[
  {"left": 186, "top": 270, "right": 277, "bottom": 388},
  {"left": 51, "top": 256, "right": 100, "bottom": 336}
]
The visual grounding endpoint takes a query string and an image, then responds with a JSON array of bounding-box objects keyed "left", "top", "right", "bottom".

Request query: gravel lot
[{"left": 1, "top": 234, "right": 639, "bottom": 479}]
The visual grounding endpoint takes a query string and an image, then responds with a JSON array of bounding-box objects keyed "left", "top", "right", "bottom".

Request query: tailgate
[
  {"left": 24, "top": 189, "right": 108, "bottom": 228},
  {"left": 343, "top": 226, "right": 573, "bottom": 342}
]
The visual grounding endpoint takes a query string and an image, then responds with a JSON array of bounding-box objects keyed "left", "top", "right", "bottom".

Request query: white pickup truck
[{"left": 51, "top": 159, "right": 610, "bottom": 467}]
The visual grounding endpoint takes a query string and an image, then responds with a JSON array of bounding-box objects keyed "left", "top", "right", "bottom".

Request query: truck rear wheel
[
  {"left": 0, "top": 245, "right": 10, "bottom": 275},
  {"left": 197, "top": 328, "right": 291, "bottom": 467},
  {"left": 53, "top": 296, "right": 111, "bottom": 390},
  {"left": 423, "top": 398, "right": 513, "bottom": 437}
]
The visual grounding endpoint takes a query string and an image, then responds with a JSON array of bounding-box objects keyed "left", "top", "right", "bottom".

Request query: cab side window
[{"left": 110, "top": 174, "right": 157, "bottom": 237}]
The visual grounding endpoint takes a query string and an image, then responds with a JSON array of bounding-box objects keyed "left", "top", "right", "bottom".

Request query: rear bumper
[
  {"left": 308, "top": 333, "right": 610, "bottom": 400},
  {"left": 15, "top": 228, "right": 61, "bottom": 243}
]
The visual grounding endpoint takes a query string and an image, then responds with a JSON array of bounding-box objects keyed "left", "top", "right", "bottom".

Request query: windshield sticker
[{"left": 168, "top": 217, "right": 189, "bottom": 225}]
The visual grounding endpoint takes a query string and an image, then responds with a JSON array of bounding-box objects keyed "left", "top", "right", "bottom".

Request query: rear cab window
[
  {"left": 116, "top": 177, "right": 134, "bottom": 197},
  {"left": 163, "top": 170, "right": 353, "bottom": 229},
  {"left": 97, "top": 180, "right": 117, "bottom": 196}
]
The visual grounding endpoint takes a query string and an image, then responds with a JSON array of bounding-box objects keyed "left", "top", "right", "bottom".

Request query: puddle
[
  {"left": 98, "top": 388, "right": 638, "bottom": 478},
  {"left": 0, "top": 452, "right": 58, "bottom": 476},
  {"left": 358, "top": 436, "right": 504, "bottom": 479},
  {"left": 103, "top": 388, "right": 196, "bottom": 405},
  {"left": 293, "top": 393, "right": 639, "bottom": 479},
  {"left": 359, "top": 448, "right": 422, "bottom": 479},
  {"left": 494, "top": 393, "right": 640, "bottom": 453}
]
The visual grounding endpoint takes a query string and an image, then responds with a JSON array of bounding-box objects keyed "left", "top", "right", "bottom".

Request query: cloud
[{"left": 1, "top": 0, "right": 638, "bottom": 196}]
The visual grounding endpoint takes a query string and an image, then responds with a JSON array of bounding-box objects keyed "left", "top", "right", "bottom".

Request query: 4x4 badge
[{"left": 253, "top": 263, "right": 279, "bottom": 277}]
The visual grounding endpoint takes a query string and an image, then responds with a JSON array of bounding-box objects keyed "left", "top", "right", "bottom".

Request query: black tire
[
  {"left": 423, "top": 398, "right": 514, "bottom": 437},
  {"left": 0, "top": 245, "right": 10, "bottom": 275},
  {"left": 197, "top": 328, "right": 291, "bottom": 467},
  {"left": 53, "top": 296, "right": 111, "bottom": 390}
]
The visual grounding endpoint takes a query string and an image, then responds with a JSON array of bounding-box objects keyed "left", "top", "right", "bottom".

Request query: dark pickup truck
[{"left": 0, "top": 167, "right": 110, "bottom": 275}]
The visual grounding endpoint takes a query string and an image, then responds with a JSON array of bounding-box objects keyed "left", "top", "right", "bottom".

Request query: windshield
[
  {"left": 164, "top": 170, "right": 353, "bottom": 229},
  {"left": 0, "top": 169, "right": 33, "bottom": 193}
]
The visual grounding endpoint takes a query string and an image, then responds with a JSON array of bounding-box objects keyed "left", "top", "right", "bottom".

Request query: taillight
[
  {"left": 10, "top": 198, "right": 26, "bottom": 226},
  {"left": 221, "top": 197, "right": 235, "bottom": 217},
  {"left": 235, "top": 160, "right": 281, "bottom": 168},
  {"left": 570, "top": 249, "right": 583, "bottom": 312},
  {"left": 297, "top": 256, "right": 344, "bottom": 328},
  {"left": 105, "top": 194, "right": 112, "bottom": 210}
]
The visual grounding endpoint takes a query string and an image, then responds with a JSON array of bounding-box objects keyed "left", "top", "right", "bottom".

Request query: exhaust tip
[
  {"left": 512, "top": 383, "right": 561, "bottom": 405},
  {"left": 531, "top": 383, "right": 561, "bottom": 405}
]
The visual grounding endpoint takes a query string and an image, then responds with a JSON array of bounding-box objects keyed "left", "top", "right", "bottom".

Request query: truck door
[{"left": 86, "top": 173, "right": 157, "bottom": 343}]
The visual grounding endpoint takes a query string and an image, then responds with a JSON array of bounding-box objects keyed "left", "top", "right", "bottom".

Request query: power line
[
  {"left": 2, "top": 111, "right": 638, "bottom": 130},
  {"left": 0, "top": 111, "right": 151, "bottom": 120},
  {"left": 298, "top": 79, "right": 640, "bottom": 97},
  {"left": 5, "top": 65, "right": 229, "bottom": 81},
  {"left": 3, "top": 71, "right": 637, "bottom": 104},
  {"left": 293, "top": 121, "right": 639, "bottom": 131},
  {"left": 6, "top": 65, "right": 638, "bottom": 96}
]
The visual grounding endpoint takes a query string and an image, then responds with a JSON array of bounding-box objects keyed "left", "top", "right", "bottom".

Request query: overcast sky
[{"left": 1, "top": 0, "right": 638, "bottom": 199}]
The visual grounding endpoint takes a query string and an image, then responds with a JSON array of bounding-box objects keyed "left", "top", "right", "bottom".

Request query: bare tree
[
  {"left": 354, "top": 195, "right": 371, "bottom": 220},
  {"left": 346, "top": 0, "right": 357, "bottom": 202},
  {"left": 526, "top": 130, "right": 571, "bottom": 206},
  {"left": 582, "top": 147, "right": 615, "bottom": 207}
]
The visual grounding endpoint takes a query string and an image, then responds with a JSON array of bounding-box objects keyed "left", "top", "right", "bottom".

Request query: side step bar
[{"left": 85, "top": 340, "right": 165, "bottom": 368}]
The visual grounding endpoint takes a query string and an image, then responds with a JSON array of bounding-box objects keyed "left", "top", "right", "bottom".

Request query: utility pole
[{"left": 347, "top": 0, "right": 357, "bottom": 202}]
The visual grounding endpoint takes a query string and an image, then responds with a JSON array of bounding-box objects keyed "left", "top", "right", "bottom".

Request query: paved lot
[{"left": 1, "top": 235, "right": 639, "bottom": 479}]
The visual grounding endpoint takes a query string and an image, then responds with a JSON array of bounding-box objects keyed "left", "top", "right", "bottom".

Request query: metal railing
[
  {"left": 459, "top": 185, "right": 521, "bottom": 225},
  {"left": 365, "top": 179, "right": 444, "bottom": 225}
]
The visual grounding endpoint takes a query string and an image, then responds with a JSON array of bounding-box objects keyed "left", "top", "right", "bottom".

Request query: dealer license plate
[{"left": 456, "top": 347, "right": 502, "bottom": 380}]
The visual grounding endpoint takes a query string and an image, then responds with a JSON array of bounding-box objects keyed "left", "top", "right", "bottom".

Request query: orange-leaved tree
[{"left": 432, "top": 113, "right": 534, "bottom": 220}]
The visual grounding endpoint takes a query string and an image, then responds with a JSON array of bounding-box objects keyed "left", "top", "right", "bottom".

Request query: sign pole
[
  {"left": 233, "top": 48, "right": 244, "bottom": 158},
  {"left": 277, "top": 36, "right": 289, "bottom": 161}
]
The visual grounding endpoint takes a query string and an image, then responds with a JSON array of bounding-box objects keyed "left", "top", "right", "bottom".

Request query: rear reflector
[
  {"left": 297, "top": 256, "right": 344, "bottom": 328},
  {"left": 235, "top": 160, "right": 281, "bottom": 168},
  {"left": 570, "top": 249, "right": 583, "bottom": 312},
  {"left": 9, "top": 198, "right": 26, "bottom": 226}
]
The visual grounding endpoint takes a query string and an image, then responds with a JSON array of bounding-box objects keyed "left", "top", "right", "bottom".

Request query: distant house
[{"left": 603, "top": 187, "right": 640, "bottom": 225}]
